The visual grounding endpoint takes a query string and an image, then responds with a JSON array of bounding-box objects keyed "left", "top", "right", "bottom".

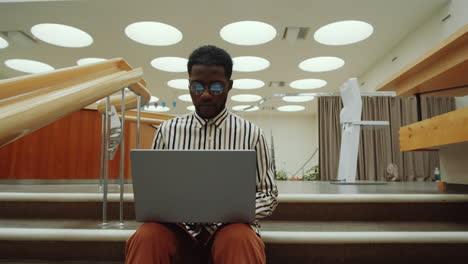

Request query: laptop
[{"left": 130, "top": 150, "right": 257, "bottom": 223}]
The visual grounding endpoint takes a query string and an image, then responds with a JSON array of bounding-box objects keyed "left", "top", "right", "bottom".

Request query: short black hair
[{"left": 187, "top": 45, "right": 233, "bottom": 79}]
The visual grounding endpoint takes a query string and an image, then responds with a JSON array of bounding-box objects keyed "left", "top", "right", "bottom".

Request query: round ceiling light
[
  {"left": 187, "top": 105, "right": 195, "bottom": 111},
  {"left": 5, "top": 59, "right": 54, "bottom": 73},
  {"left": 299, "top": 56, "right": 344, "bottom": 72},
  {"left": 232, "top": 105, "right": 249, "bottom": 111},
  {"left": 0, "top": 36, "right": 8, "bottom": 49},
  {"left": 232, "top": 105, "right": 259, "bottom": 112},
  {"left": 149, "top": 96, "right": 159, "bottom": 103},
  {"left": 233, "top": 56, "right": 270, "bottom": 72},
  {"left": 178, "top": 94, "right": 192, "bottom": 102},
  {"left": 31, "top": 23, "right": 93, "bottom": 48},
  {"left": 290, "top": 78, "right": 327, "bottom": 89},
  {"left": 146, "top": 105, "right": 170, "bottom": 112},
  {"left": 282, "top": 95, "right": 315, "bottom": 102},
  {"left": 245, "top": 106, "right": 259, "bottom": 112},
  {"left": 151, "top": 57, "right": 187, "bottom": 72},
  {"left": 277, "top": 105, "right": 305, "bottom": 112},
  {"left": 231, "top": 94, "right": 262, "bottom": 102},
  {"left": 233, "top": 79, "right": 265, "bottom": 89},
  {"left": 168, "top": 79, "right": 189, "bottom": 90},
  {"left": 314, "top": 20, "right": 373, "bottom": 46},
  {"left": 125, "top": 21, "right": 182, "bottom": 46},
  {"left": 76, "top": 57, "right": 107, "bottom": 65},
  {"left": 220, "top": 21, "right": 276, "bottom": 46}
]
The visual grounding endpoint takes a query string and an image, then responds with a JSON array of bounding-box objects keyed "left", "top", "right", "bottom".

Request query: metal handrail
[
  {"left": 291, "top": 147, "right": 319, "bottom": 178},
  {"left": 99, "top": 89, "right": 144, "bottom": 227}
]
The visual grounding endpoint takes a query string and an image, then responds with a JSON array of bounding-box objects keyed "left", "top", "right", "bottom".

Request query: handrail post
[
  {"left": 101, "top": 96, "right": 110, "bottom": 226},
  {"left": 136, "top": 95, "right": 141, "bottom": 149},
  {"left": 119, "top": 89, "right": 126, "bottom": 226},
  {"left": 99, "top": 112, "right": 105, "bottom": 190}
]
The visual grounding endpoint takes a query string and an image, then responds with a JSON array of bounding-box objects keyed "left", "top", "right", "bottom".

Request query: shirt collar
[{"left": 193, "top": 107, "right": 229, "bottom": 129}]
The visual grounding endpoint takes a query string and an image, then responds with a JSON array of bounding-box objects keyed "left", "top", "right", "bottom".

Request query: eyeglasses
[{"left": 189, "top": 81, "right": 225, "bottom": 96}]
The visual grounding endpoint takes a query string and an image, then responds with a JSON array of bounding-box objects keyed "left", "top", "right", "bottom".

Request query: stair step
[
  {"left": 1, "top": 219, "right": 468, "bottom": 263},
  {"left": 3, "top": 219, "right": 468, "bottom": 241},
  {"left": 2, "top": 194, "right": 468, "bottom": 221},
  {"left": 0, "top": 259, "right": 123, "bottom": 264},
  {"left": 2, "top": 182, "right": 468, "bottom": 263}
]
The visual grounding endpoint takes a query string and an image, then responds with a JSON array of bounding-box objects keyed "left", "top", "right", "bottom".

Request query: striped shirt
[{"left": 151, "top": 107, "right": 278, "bottom": 238}]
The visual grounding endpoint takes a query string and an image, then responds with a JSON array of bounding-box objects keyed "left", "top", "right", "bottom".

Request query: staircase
[{"left": 1, "top": 181, "right": 468, "bottom": 263}]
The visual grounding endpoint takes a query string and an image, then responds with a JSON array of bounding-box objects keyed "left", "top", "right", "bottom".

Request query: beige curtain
[
  {"left": 318, "top": 97, "right": 341, "bottom": 181},
  {"left": 318, "top": 96, "right": 456, "bottom": 181},
  {"left": 357, "top": 97, "right": 394, "bottom": 181}
]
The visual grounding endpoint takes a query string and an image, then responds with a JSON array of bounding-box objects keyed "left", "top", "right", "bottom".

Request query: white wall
[
  {"left": 359, "top": 0, "right": 468, "bottom": 93},
  {"left": 455, "top": 95, "right": 468, "bottom": 109},
  {"left": 241, "top": 113, "right": 318, "bottom": 178}
]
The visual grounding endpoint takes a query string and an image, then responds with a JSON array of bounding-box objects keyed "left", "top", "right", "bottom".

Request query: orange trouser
[{"left": 125, "top": 222, "right": 266, "bottom": 264}]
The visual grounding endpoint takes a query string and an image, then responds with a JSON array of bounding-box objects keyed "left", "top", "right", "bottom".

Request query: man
[{"left": 126, "top": 45, "right": 278, "bottom": 264}]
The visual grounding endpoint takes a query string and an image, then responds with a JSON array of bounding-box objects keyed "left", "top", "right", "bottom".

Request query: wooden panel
[
  {"left": 124, "top": 110, "right": 175, "bottom": 120},
  {"left": 399, "top": 107, "right": 468, "bottom": 151},
  {"left": 0, "top": 109, "right": 156, "bottom": 179},
  {"left": 422, "top": 86, "right": 468, "bottom": 97},
  {"left": 377, "top": 25, "right": 468, "bottom": 97},
  {"left": 0, "top": 58, "right": 144, "bottom": 147}
]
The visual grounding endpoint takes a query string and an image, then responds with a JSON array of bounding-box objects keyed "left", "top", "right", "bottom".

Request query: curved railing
[{"left": 0, "top": 58, "right": 149, "bottom": 147}]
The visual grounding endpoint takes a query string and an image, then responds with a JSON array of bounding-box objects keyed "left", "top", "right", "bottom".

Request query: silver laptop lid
[{"left": 130, "top": 150, "right": 256, "bottom": 223}]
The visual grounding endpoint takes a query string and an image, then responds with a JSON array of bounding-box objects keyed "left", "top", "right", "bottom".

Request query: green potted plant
[
  {"left": 302, "top": 165, "right": 320, "bottom": 181},
  {"left": 275, "top": 169, "right": 288, "bottom": 181}
]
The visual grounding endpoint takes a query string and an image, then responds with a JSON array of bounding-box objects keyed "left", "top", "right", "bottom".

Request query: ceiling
[{"left": 0, "top": 0, "right": 448, "bottom": 116}]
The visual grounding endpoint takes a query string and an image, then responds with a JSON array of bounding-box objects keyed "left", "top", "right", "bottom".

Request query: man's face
[{"left": 189, "top": 65, "right": 232, "bottom": 119}]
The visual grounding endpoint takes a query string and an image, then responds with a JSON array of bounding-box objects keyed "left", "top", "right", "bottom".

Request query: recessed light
[
  {"left": 299, "top": 56, "right": 344, "bottom": 72},
  {"left": 245, "top": 106, "right": 259, "bottom": 112},
  {"left": 150, "top": 96, "right": 159, "bottom": 103},
  {"left": 290, "top": 79, "right": 327, "bottom": 89},
  {"left": 233, "top": 56, "right": 270, "bottom": 72},
  {"left": 151, "top": 57, "right": 187, "bottom": 72},
  {"left": 232, "top": 105, "right": 260, "bottom": 112},
  {"left": 145, "top": 105, "right": 170, "bottom": 112},
  {"left": 124, "top": 21, "right": 182, "bottom": 46},
  {"left": 220, "top": 21, "right": 276, "bottom": 45},
  {"left": 31, "top": 23, "right": 93, "bottom": 48},
  {"left": 314, "top": 20, "right": 373, "bottom": 46},
  {"left": 277, "top": 105, "right": 305, "bottom": 112},
  {"left": 0, "top": 36, "right": 8, "bottom": 49},
  {"left": 76, "top": 57, "right": 107, "bottom": 65},
  {"left": 187, "top": 105, "right": 195, "bottom": 111},
  {"left": 5, "top": 59, "right": 54, "bottom": 73},
  {"left": 233, "top": 79, "right": 265, "bottom": 89},
  {"left": 282, "top": 95, "right": 315, "bottom": 102},
  {"left": 168, "top": 79, "right": 189, "bottom": 90},
  {"left": 232, "top": 105, "right": 250, "bottom": 111},
  {"left": 178, "top": 94, "right": 192, "bottom": 102},
  {"left": 231, "top": 94, "right": 262, "bottom": 102}
]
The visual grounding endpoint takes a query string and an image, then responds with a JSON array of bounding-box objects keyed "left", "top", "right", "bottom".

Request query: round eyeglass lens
[
  {"left": 210, "top": 82, "right": 224, "bottom": 95},
  {"left": 190, "top": 82, "right": 204, "bottom": 94}
]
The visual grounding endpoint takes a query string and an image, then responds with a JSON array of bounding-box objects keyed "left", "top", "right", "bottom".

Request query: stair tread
[
  {"left": 0, "top": 261, "right": 120, "bottom": 264},
  {"left": 3, "top": 192, "right": 468, "bottom": 203},
  {"left": 1, "top": 181, "right": 467, "bottom": 195},
  {"left": 260, "top": 220, "right": 468, "bottom": 231},
  {"left": 2, "top": 219, "right": 468, "bottom": 231}
]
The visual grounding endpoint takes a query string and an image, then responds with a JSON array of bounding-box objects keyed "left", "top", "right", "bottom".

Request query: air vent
[
  {"left": 269, "top": 81, "right": 285, "bottom": 87},
  {"left": 282, "top": 27, "right": 309, "bottom": 41},
  {"left": 1, "top": 31, "right": 37, "bottom": 47}
]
